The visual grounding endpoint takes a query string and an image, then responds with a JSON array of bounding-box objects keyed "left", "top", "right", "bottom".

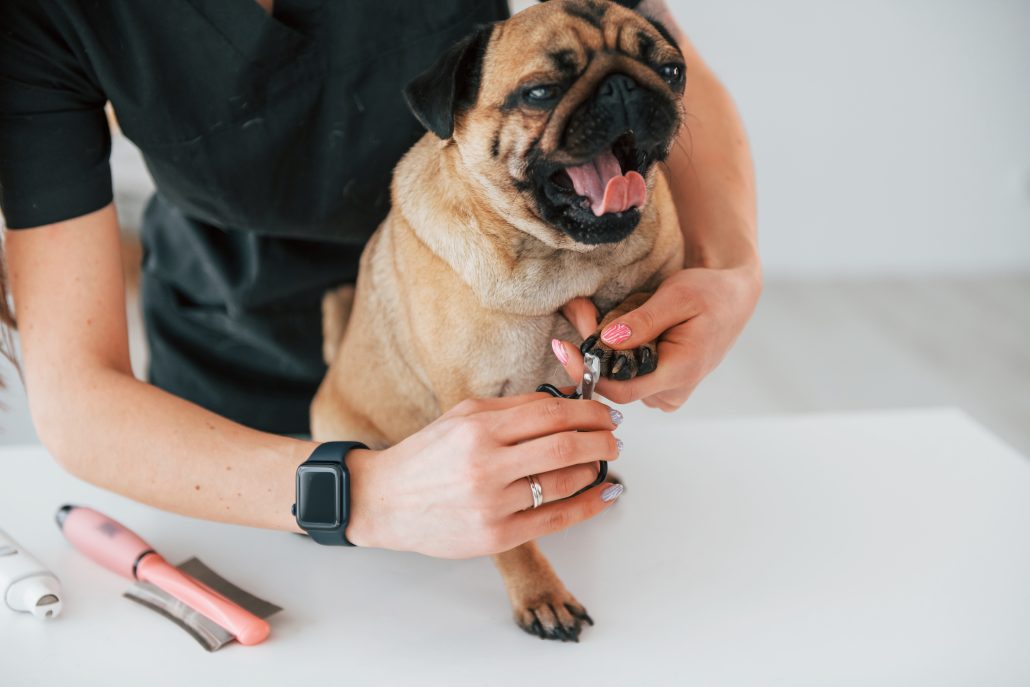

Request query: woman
[{"left": 0, "top": 0, "right": 759, "bottom": 557}]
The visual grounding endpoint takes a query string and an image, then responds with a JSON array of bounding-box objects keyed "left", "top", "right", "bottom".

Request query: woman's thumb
[
  {"left": 561, "top": 297, "right": 599, "bottom": 339},
  {"left": 597, "top": 287, "right": 693, "bottom": 350}
]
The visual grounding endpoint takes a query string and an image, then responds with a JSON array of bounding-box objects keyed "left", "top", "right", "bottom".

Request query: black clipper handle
[{"left": 535, "top": 384, "right": 609, "bottom": 495}]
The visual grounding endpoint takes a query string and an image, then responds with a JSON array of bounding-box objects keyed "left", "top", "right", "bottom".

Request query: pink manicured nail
[
  {"left": 601, "top": 322, "right": 632, "bottom": 345},
  {"left": 551, "top": 339, "right": 569, "bottom": 365}
]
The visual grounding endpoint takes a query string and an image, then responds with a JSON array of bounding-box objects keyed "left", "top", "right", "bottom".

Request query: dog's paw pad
[
  {"left": 581, "top": 335, "right": 658, "bottom": 381},
  {"left": 515, "top": 594, "right": 593, "bottom": 642}
]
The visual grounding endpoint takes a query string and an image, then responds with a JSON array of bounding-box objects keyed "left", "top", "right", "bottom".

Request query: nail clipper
[{"left": 536, "top": 351, "right": 609, "bottom": 494}]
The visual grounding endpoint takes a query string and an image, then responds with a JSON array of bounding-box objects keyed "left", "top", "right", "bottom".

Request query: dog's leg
[
  {"left": 581, "top": 291, "right": 659, "bottom": 381},
  {"left": 492, "top": 542, "right": 593, "bottom": 642}
]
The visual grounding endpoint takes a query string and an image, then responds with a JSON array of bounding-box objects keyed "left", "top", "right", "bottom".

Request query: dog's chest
[
  {"left": 466, "top": 244, "right": 655, "bottom": 318},
  {"left": 456, "top": 254, "right": 655, "bottom": 399},
  {"left": 462, "top": 310, "right": 580, "bottom": 400}
]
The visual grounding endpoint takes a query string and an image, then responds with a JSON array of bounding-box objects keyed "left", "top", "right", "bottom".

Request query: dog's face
[{"left": 405, "top": 0, "right": 685, "bottom": 247}]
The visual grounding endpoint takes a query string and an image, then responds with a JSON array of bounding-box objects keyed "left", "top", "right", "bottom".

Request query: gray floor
[{"left": 1, "top": 275, "right": 1027, "bottom": 456}]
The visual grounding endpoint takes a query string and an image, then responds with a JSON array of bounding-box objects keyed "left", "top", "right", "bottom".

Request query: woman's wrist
[
  {"left": 343, "top": 447, "right": 385, "bottom": 548},
  {"left": 686, "top": 237, "right": 763, "bottom": 304}
]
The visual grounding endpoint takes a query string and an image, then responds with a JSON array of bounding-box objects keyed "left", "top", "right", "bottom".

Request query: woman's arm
[
  {"left": 646, "top": 0, "right": 759, "bottom": 273},
  {"left": 8, "top": 204, "right": 314, "bottom": 530},
  {"left": 554, "top": 1, "right": 761, "bottom": 409},
  {"left": 6, "top": 203, "right": 622, "bottom": 556}
]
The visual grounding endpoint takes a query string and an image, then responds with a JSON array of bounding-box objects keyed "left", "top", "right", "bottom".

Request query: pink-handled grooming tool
[{"left": 56, "top": 505, "right": 270, "bottom": 646}]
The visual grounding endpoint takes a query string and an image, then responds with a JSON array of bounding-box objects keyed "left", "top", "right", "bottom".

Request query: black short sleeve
[{"left": 0, "top": 1, "right": 112, "bottom": 229}]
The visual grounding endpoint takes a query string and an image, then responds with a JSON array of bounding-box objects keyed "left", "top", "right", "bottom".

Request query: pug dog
[{"left": 312, "top": 0, "right": 686, "bottom": 641}]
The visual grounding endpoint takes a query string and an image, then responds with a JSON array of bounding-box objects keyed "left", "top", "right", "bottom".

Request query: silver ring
[{"left": 525, "top": 474, "right": 544, "bottom": 509}]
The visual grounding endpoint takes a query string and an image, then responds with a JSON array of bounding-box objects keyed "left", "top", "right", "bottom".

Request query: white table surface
[{"left": 2, "top": 407, "right": 1029, "bottom": 686}]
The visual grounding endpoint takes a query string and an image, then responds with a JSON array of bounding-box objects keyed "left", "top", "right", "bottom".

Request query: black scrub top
[{"left": 0, "top": 0, "right": 509, "bottom": 434}]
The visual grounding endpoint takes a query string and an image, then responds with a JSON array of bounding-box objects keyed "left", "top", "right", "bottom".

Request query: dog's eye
[
  {"left": 523, "top": 85, "right": 560, "bottom": 104},
  {"left": 658, "top": 63, "right": 685, "bottom": 86}
]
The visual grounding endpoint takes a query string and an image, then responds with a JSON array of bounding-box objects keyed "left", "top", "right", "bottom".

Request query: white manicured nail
[{"left": 601, "top": 484, "right": 624, "bottom": 502}]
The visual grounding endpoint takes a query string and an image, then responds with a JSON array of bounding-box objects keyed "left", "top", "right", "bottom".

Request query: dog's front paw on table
[
  {"left": 515, "top": 597, "right": 597, "bottom": 646},
  {"left": 580, "top": 334, "right": 657, "bottom": 381},
  {"left": 513, "top": 589, "right": 594, "bottom": 642}
]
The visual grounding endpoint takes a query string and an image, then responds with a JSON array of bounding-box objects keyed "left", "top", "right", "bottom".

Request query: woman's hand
[
  {"left": 344, "top": 391, "right": 624, "bottom": 558},
  {"left": 554, "top": 264, "right": 761, "bottom": 411}
]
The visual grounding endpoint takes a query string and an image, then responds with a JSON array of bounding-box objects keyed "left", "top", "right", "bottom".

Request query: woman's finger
[
  {"left": 506, "top": 482, "right": 624, "bottom": 546},
  {"left": 500, "top": 428, "right": 618, "bottom": 482},
  {"left": 560, "top": 297, "right": 600, "bottom": 339},
  {"left": 501, "top": 461, "right": 605, "bottom": 512},
  {"left": 442, "top": 390, "right": 555, "bottom": 418},
  {"left": 643, "top": 387, "right": 692, "bottom": 412},
  {"left": 595, "top": 278, "right": 702, "bottom": 351},
  {"left": 487, "top": 396, "right": 619, "bottom": 445}
]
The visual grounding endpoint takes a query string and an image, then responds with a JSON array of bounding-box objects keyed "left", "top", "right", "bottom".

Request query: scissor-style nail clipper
[{"left": 536, "top": 351, "right": 608, "bottom": 495}]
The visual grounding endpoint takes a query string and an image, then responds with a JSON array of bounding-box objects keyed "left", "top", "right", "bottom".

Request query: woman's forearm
[
  {"left": 641, "top": 0, "right": 759, "bottom": 273},
  {"left": 7, "top": 204, "right": 314, "bottom": 532},
  {"left": 47, "top": 367, "right": 314, "bottom": 531}
]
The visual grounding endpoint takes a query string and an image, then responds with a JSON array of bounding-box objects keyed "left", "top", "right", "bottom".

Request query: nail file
[{"left": 0, "top": 528, "right": 63, "bottom": 619}]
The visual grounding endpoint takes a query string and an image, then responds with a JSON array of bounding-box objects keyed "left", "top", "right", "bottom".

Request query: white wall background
[
  {"left": 658, "top": 0, "right": 1030, "bottom": 276},
  {"left": 111, "top": 0, "right": 1030, "bottom": 278},
  {"left": 107, "top": 0, "right": 1030, "bottom": 279},
  {"left": 2, "top": 1, "right": 1028, "bottom": 445}
]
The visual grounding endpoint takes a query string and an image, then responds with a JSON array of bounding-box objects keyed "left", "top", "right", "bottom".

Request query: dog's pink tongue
[{"left": 565, "top": 150, "right": 647, "bottom": 216}]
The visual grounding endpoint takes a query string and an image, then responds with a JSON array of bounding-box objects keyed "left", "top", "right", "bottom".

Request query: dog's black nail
[
  {"left": 552, "top": 615, "right": 572, "bottom": 641},
  {"left": 638, "top": 346, "right": 657, "bottom": 375},
  {"left": 580, "top": 335, "right": 599, "bottom": 356},
  {"left": 612, "top": 355, "right": 633, "bottom": 380},
  {"left": 566, "top": 603, "right": 594, "bottom": 626}
]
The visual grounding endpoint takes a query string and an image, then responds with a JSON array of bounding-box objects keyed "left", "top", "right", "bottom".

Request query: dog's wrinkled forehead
[
  {"left": 474, "top": 1, "right": 682, "bottom": 154},
  {"left": 403, "top": 0, "right": 681, "bottom": 144},
  {"left": 486, "top": 5, "right": 678, "bottom": 96},
  {"left": 486, "top": 2, "right": 678, "bottom": 84}
]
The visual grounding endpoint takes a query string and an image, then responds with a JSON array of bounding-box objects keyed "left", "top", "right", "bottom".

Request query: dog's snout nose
[{"left": 597, "top": 73, "right": 637, "bottom": 102}]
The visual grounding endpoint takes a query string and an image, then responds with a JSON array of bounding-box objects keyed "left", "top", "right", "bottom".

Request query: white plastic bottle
[{"left": 0, "top": 529, "right": 62, "bottom": 619}]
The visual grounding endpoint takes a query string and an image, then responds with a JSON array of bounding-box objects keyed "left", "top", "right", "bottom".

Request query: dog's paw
[
  {"left": 580, "top": 334, "right": 657, "bottom": 381},
  {"left": 513, "top": 590, "right": 594, "bottom": 643}
]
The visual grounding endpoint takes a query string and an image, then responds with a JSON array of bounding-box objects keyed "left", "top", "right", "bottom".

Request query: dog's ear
[{"left": 404, "top": 24, "right": 493, "bottom": 140}]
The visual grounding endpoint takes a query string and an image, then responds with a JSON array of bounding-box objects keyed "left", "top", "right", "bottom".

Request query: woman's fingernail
[
  {"left": 551, "top": 339, "right": 569, "bottom": 366},
  {"left": 610, "top": 409, "right": 624, "bottom": 426},
  {"left": 615, "top": 438, "right": 624, "bottom": 454},
  {"left": 601, "top": 484, "right": 624, "bottom": 502},
  {"left": 600, "top": 322, "right": 632, "bottom": 345}
]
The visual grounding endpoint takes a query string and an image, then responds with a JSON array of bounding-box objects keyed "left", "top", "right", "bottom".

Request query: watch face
[{"left": 296, "top": 465, "right": 342, "bottom": 529}]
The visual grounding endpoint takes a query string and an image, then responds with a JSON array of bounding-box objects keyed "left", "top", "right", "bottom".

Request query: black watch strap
[{"left": 293, "top": 441, "right": 367, "bottom": 546}]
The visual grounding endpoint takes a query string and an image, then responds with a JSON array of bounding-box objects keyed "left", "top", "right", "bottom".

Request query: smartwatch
[{"left": 292, "top": 441, "right": 367, "bottom": 546}]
